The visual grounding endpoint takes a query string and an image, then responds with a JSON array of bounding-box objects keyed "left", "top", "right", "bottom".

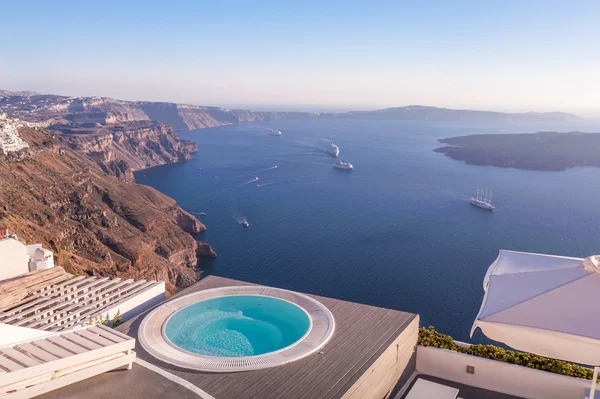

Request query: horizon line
[{"left": 0, "top": 87, "right": 589, "bottom": 118}]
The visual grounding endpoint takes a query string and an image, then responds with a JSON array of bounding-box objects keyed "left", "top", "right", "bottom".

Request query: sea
[{"left": 135, "top": 117, "right": 600, "bottom": 342}]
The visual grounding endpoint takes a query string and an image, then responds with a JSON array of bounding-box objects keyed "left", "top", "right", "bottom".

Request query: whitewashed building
[
  {"left": 0, "top": 113, "right": 29, "bottom": 153},
  {"left": 0, "top": 227, "right": 54, "bottom": 281}
]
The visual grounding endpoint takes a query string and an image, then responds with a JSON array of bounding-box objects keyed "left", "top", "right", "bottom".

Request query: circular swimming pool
[
  {"left": 139, "top": 286, "right": 335, "bottom": 372},
  {"left": 163, "top": 295, "right": 311, "bottom": 357}
]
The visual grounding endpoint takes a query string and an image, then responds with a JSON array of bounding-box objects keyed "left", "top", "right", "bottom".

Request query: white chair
[{"left": 0, "top": 324, "right": 135, "bottom": 398}]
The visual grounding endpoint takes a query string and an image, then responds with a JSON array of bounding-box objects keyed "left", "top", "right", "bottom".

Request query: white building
[
  {"left": 26, "top": 243, "right": 55, "bottom": 271},
  {"left": 0, "top": 227, "right": 54, "bottom": 281},
  {"left": 0, "top": 113, "right": 29, "bottom": 153}
]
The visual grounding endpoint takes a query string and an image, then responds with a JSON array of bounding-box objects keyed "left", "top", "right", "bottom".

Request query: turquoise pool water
[{"left": 164, "top": 295, "right": 311, "bottom": 357}]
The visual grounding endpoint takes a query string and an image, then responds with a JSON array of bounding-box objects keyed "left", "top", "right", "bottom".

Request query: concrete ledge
[{"left": 416, "top": 345, "right": 596, "bottom": 399}]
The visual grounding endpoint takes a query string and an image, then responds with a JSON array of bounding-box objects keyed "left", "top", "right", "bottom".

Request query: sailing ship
[{"left": 470, "top": 188, "right": 495, "bottom": 211}]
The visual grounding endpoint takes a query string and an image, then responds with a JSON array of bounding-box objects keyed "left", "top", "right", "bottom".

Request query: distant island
[
  {"left": 335, "top": 105, "right": 580, "bottom": 123},
  {"left": 434, "top": 131, "right": 600, "bottom": 171},
  {"left": 0, "top": 90, "right": 580, "bottom": 132}
]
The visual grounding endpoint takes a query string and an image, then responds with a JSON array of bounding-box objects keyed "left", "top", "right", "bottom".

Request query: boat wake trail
[
  {"left": 235, "top": 177, "right": 259, "bottom": 187},
  {"left": 231, "top": 165, "right": 278, "bottom": 179},
  {"left": 256, "top": 178, "right": 311, "bottom": 188}
]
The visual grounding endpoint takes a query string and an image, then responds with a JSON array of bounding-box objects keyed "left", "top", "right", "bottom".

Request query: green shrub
[
  {"left": 418, "top": 326, "right": 596, "bottom": 381},
  {"left": 112, "top": 309, "right": 122, "bottom": 327},
  {"left": 97, "top": 313, "right": 109, "bottom": 326}
]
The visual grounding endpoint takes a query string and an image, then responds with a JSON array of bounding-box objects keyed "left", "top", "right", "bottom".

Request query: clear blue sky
[{"left": 1, "top": 0, "right": 598, "bottom": 114}]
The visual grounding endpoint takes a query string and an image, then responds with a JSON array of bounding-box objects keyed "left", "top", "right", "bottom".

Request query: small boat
[
  {"left": 470, "top": 188, "right": 495, "bottom": 211},
  {"left": 241, "top": 218, "right": 250, "bottom": 227},
  {"left": 200, "top": 212, "right": 207, "bottom": 216},
  {"left": 328, "top": 142, "right": 340, "bottom": 157},
  {"left": 268, "top": 128, "right": 282, "bottom": 136},
  {"left": 333, "top": 160, "right": 354, "bottom": 170}
]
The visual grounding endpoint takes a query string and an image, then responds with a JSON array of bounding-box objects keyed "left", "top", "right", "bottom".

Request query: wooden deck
[{"left": 119, "top": 275, "right": 419, "bottom": 399}]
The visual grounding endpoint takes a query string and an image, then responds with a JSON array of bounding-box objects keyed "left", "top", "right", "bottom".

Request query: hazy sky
[{"left": 1, "top": 0, "right": 598, "bottom": 114}]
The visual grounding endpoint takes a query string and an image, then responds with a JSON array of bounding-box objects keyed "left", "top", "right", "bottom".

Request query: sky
[{"left": 1, "top": 0, "right": 599, "bottom": 115}]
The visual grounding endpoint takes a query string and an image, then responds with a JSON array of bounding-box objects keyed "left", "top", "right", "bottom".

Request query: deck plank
[
  {"left": 15, "top": 343, "right": 60, "bottom": 363},
  {"left": 45, "top": 336, "right": 87, "bottom": 355},
  {"left": 75, "top": 329, "right": 116, "bottom": 347},
  {"left": 0, "top": 347, "right": 41, "bottom": 367},
  {"left": 0, "top": 354, "right": 24, "bottom": 372},
  {"left": 61, "top": 333, "right": 102, "bottom": 350},
  {"left": 32, "top": 339, "right": 75, "bottom": 359}
]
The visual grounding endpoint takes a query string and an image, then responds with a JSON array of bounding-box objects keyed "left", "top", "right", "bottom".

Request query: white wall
[
  {"left": 343, "top": 316, "right": 419, "bottom": 399},
  {"left": 416, "top": 345, "right": 597, "bottom": 399},
  {"left": 0, "top": 238, "right": 29, "bottom": 281},
  {"left": 29, "top": 257, "right": 54, "bottom": 272},
  {"left": 0, "top": 324, "right": 53, "bottom": 346},
  {"left": 26, "top": 244, "right": 54, "bottom": 272},
  {"left": 98, "top": 282, "right": 166, "bottom": 325},
  {"left": 25, "top": 243, "right": 42, "bottom": 258}
]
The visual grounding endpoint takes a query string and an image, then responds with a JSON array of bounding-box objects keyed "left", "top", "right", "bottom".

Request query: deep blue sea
[{"left": 135, "top": 118, "right": 600, "bottom": 342}]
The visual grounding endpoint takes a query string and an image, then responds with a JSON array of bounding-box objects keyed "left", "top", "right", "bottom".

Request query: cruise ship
[
  {"left": 470, "top": 189, "right": 495, "bottom": 210},
  {"left": 269, "top": 128, "right": 282, "bottom": 136},
  {"left": 328, "top": 142, "right": 340, "bottom": 157},
  {"left": 333, "top": 161, "right": 354, "bottom": 170}
]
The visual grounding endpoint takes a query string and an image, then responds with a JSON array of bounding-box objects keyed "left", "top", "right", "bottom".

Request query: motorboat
[{"left": 333, "top": 161, "right": 354, "bottom": 170}]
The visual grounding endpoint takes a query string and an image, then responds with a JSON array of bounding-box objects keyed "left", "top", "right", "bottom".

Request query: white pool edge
[{"left": 139, "top": 286, "right": 335, "bottom": 372}]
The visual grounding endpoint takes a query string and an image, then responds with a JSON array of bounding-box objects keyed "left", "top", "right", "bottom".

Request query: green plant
[
  {"left": 95, "top": 313, "right": 109, "bottom": 326},
  {"left": 418, "top": 326, "right": 597, "bottom": 381},
  {"left": 112, "top": 309, "right": 122, "bottom": 327}
]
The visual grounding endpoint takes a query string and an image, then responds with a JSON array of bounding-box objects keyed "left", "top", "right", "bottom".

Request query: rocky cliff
[
  {"left": 1, "top": 92, "right": 581, "bottom": 132},
  {"left": 50, "top": 121, "right": 198, "bottom": 182},
  {"left": 0, "top": 94, "right": 313, "bottom": 131},
  {"left": 139, "top": 101, "right": 311, "bottom": 130},
  {"left": 0, "top": 127, "right": 215, "bottom": 294}
]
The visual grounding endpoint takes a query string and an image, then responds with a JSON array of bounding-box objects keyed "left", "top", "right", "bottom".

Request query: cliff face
[
  {"left": 1, "top": 94, "right": 313, "bottom": 131},
  {"left": 0, "top": 127, "right": 214, "bottom": 294},
  {"left": 1, "top": 92, "right": 581, "bottom": 131},
  {"left": 51, "top": 121, "right": 198, "bottom": 182},
  {"left": 139, "top": 102, "right": 311, "bottom": 130}
]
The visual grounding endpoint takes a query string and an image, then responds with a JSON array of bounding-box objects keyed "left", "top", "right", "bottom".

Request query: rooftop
[
  {"left": 3, "top": 254, "right": 597, "bottom": 399},
  {"left": 40, "top": 275, "right": 418, "bottom": 399}
]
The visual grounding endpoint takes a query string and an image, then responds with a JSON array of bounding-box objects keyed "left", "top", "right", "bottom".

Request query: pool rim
[
  {"left": 161, "top": 294, "right": 314, "bottom": 359},
  {"left": 138, "top": 285, "right": 336, "bottom": 372}
]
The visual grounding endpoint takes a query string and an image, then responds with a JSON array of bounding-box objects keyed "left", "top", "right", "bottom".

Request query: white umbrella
[{"left": 471, "top": 250, "right": 600, "bottom": 399}]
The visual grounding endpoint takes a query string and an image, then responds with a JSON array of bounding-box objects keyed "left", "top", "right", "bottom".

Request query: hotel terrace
[{"left": 0, "top": 231, "right": 598, "bottom": 399}]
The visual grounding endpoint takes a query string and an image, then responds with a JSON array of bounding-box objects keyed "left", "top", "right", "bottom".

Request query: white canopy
[{"left": 471, "top": 250, "right": 600, "bottom": 366}]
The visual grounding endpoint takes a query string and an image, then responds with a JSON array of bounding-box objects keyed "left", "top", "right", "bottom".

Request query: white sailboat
[{"left": 470, "top": 188, "right": 495, "bottom": 210}]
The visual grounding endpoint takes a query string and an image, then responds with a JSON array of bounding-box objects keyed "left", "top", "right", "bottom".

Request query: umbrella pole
[{"left": 590, "top": 366, "right": 599, "bottom": 399}]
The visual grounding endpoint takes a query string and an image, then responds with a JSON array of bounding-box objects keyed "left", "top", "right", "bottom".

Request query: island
[{"left": 434, "top": 131, "right": 600, "bottom": 171}]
